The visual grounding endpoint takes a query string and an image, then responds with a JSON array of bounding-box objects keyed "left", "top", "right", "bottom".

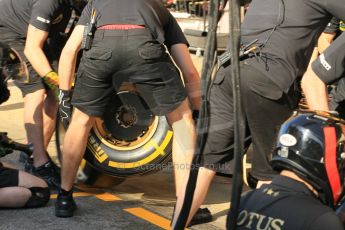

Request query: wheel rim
[{"left": 93, "top": 91, "right": 159, "bottom": 151}]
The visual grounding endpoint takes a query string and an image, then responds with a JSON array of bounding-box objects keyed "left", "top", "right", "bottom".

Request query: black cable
[{"left": 226, "top": 0, "right": 243, "bottom": 229}]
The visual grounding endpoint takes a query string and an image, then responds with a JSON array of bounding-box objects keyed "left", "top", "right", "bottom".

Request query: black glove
[{"left": 58, "top": 89, "right": 73, "bottom": 129}]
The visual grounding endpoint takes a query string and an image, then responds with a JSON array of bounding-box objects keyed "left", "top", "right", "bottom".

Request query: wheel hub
[
  {"left": 116, "top": 105, "right": 138, "bottom": 128},
  {"left": 102, "top": 91, "right": 153, "bottom": 142}
]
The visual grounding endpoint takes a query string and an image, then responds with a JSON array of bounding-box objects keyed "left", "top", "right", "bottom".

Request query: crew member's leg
[
  {"left": 172, "top": 65, "right": 237, "bottom": 226},
  {"left": 43, "top": 88, "right": 58, "bottom": 149},
  {"left": 4, "top": 35, "right": 59, "bottom": 187},
  {"left": 19, "top": 67, "right": 59, "bottom": 188},
  {"left": 55, "top": 33, "right": 116, "bottom": 217},
  {"left": 164, "top": 99, "right": 196, "bottom": 220},
  {"left": 242, "top": 85, "right": 294, "bottom": 182},
  {"left": 239, "top": 64, "right": 296, "bottom": 182},
  {"left": 166, "top": 99, "right": 195, "bottom": 195},
  {"left": 55, "top": 108, "right": 95, "bottom": 217},
  {"left": 60, "top": 109, "right": 95, "bottom": 192},
  {"left": 24, "top": 89, "right": 51, "bottom": 167},
  {"left": 0, "top": 165, "right": 49, "bottom": 208}
]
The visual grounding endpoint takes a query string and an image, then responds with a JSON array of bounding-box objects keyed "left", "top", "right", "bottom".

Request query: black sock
[{"left": 59, "top": 188, "right": 73, "bottom": 196}]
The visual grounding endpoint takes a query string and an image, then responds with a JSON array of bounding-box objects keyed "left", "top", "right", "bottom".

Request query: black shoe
[
  {"left": 188, "top": 208, "right": 213, "bottom": 227},
  {"left": 19, "top": 151, "right": 29, "bottom": 163},
  {"left": 55, "top": 190, "right": 77, "bottom": 218},
  {"left": 30, "top": 160, "right": 61, "bottom": 188},
  {"left": 24, "top": 156, "right": 34, "bottom": 171}
]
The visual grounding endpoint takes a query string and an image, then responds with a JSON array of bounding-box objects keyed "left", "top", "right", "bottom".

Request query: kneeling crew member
[
  {"left": 233, "top": 112, "right": 344, "bottom": 229},
  {"left": 0, "top": 43, "right": 50, "bottom": 209}
]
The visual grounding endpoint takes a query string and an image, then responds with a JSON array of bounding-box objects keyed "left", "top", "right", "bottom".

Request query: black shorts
[
  {"left": 0, "top": 27, "right": 57, "bottom": 96},
  {"left": 72, "top": 28, "right": 187, "bottom": 117},
  {"left": 0, "top": 164, "right": 19, "bottom": 188},
  {"left": 202, "top": 63, "right": 295, "bottom": 180}
]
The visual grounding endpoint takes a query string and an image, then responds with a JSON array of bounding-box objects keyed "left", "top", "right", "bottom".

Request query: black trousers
[
  {"left": 202, "top": 63, "right": 296, "bottom": 180},
  {"left": 0, "top": 164, "right": 19, "bottom": 187}
]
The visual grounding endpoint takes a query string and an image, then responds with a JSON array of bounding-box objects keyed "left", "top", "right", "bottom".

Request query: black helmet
[
  {"left": 0, "top": 42, "right": 28, "bottom": 83},
  {"left": 271, "top": 111, "right": 345, "bottom": 208}
]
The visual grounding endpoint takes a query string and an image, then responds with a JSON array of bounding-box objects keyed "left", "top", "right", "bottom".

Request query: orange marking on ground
[
  {"left": 50, "top": 192, "right": 93, "bottom": 199},
  {"left": 124, "top": 207, "right": 173, "bottom": 230},
  {"left": 95, "top": 193, "right": 122, "bottom": 201}
]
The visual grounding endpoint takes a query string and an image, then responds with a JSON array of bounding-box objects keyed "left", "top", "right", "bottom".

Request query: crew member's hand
[
  {"left": 43, "top": 71, "right": 59, "bottom": 100},
  {"left": 58, "top": 89, "right": 73, "bottom": 129}
]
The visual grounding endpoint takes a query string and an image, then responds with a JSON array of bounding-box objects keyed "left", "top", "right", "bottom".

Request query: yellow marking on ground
[
  {"left": 95, "top": 193, "right": 122, "bottom": 201},
  {"left": 50, "top": 192, "right": 93, "bottom": 199},
  {"left": 124, "top": 207, "right": 172, "bottom": 229}
]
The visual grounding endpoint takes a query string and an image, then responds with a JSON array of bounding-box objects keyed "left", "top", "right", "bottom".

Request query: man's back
[
  {"left": 236, "top": 176, "right": 343, "bottom": 230},
  {"left": 0, "top": 0, "right": 70, "bottom": 37},
  {"left": 241, "top": 0, "right": 345, "bottom": 95}
]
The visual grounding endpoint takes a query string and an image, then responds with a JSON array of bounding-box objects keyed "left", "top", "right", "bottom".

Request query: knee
[
  {"left": 70, "top": 109, "right": 95, "bottom": 128},
  {"left": 166, "top": 99, "right": 194, "bottom": 124},
  {"left": 24, "top": 89, "right": 45, "bottom": 102},
  {"left": 171, "top": 118, "right": 196, "bottom": 152},
  {"left": 23, "top": 187, "right": 50, "bottom": 208}
]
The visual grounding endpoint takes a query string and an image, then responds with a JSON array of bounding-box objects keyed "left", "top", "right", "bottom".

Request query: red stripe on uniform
[
  {"left": 324, "top": 126, "right": 341, "bottom": 204},
  {"left": 98, "top": 24, "right": 145, "bottom": 30}
]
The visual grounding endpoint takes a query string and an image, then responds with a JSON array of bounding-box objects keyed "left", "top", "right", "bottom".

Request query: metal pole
[{"left": 226, "top": 0, "right": 244, "bottom": 229}]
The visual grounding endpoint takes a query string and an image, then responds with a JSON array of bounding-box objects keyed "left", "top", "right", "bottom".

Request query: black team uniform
[{"left": 201, "top": 0, "right": 345, "bottom": 181}]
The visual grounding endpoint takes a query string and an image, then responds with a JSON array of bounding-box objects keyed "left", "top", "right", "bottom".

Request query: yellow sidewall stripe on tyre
[
  {"left": 108, "top": 131, "right": 173, "bottom": 169},
  {"left": 87, "top": 135, "right": 109, "bottom": 163}
]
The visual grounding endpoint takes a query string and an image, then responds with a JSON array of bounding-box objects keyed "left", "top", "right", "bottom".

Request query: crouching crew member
[
  {"left": 234, "top": 112, "right": 345, "bottom": 230},
  {"left": 0, "top": 0, "right": 76, "bottom": 188},
  {"left": 56, "top": 0, "right": 201, "bottom": 218}
]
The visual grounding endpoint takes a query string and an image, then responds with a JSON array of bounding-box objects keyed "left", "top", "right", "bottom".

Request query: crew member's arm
[
  {"left": 318, "top": 17, "right": 339, "bottom": 53},
  {"left": 58, "top": 25, "right": 84, "bottom": 90},
  {"left": 170, "top": 43, "right": 201, "bottom": 111},
  {"left": 318, "top": 32, "right": 337, "bottom": 54},
  {"left": 24, "top": 25, "right": 52, "bottom": 77},
  {"left": 301, "top": 48, "right": 329, "bottom": 111}
]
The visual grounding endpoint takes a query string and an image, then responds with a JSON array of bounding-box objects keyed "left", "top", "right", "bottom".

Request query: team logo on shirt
[
  {"left": 52, "top": 14, "right": 63, "bottom": 24},
  {"left": 319, "top": 54, "right": 332, "bottom": 71},
  {"left": 340, "top": 21, "right": 345, "bottom": 31},
  {"left": 237, "top": 210, "right": 285, "bottom": 230},
  {"left": 36, "top": 16, "right": 50, "bottom": 24}
]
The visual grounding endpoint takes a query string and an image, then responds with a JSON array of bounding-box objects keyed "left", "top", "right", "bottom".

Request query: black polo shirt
[
  {"left": 324, "top": 17, "right": 341, "bottom": 35},
  {"left": 0, "top": 0, "right": 72, "bottom": 38},
  {"left": 77, "top": 0, "right": 188, "bottom": 49},
  {"left": 312, "top": 32, "right": 345, "bottom": 85},
  {"left": 235, "top": 175, "right": 343, "bottom": 230},
  {"left": 241, "top": 0, "right": 345, "bottom": 99}
]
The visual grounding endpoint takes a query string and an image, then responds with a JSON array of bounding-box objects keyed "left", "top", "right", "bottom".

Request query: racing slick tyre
[
  {"left": 55, "top": 84, "right": 173, "bottom": 183},
  {"left": 55, "top": 117, "right": 125, "bottom": 188}
]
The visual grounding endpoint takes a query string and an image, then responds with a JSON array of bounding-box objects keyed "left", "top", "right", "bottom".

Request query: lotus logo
[{"left": 279, "top": 134, "right": 297, "bottom": 147}]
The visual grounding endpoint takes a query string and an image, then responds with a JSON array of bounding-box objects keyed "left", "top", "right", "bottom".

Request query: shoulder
[{"left": 307, "top": 212, "right": 343, "bottom": 230}]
